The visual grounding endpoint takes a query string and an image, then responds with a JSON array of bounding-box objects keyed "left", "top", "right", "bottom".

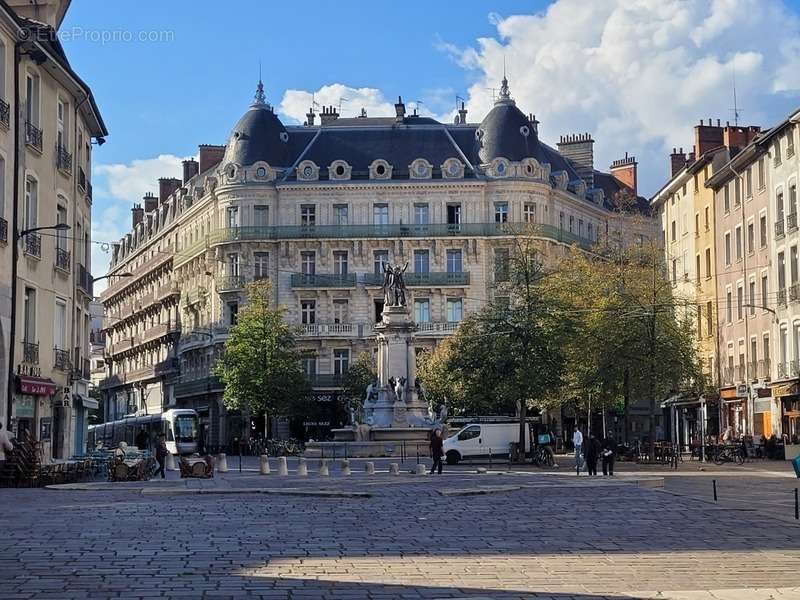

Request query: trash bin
[{"left": 792, "top": 455, "right": 800, "bottom": 478}]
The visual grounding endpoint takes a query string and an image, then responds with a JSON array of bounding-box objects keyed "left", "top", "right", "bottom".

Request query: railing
[
  {"left": 775, "top": 219, "right": 785, "bottom": 239},
  {"left": 22, "top": 342, "right": 39, "bottom": 365},
  {"left": 791, "top": 283, "right": 800, "bottom": 303},
  {"left": 140, "top": 320, "right": 180, "bottom": 345},
  {"left": 307, "top": 373, "right": 345, "bottom": 388},
  {"left": 299, "top": 323, "right": 356, "bottom": 337},
  {"left": 154, "top": 357, "right": 180, "bottom": 375},
  {"left": 758, "top": 359, "right": 771, "bottom": 379},
  {"left": 722, "top": 367, "right": 734, "bottom": 386},
  {"left": 54, "top": 247, "right": 70, "bottom": 271},
  {"left": 0, "top": 98, "right": 9, "bottom": 127},
  {"left": 56, "top": 144, "right": 72, "bottom": 174},
  {"left": 734, "top": 364, "right": 747, "bottom": 383},
  {"left": 23, "top": 233, "right": 41, "bottom": 258},
  {"left": 53, "top": 348, "right": 71, "bottom": 371},
  {"left": 0, "top": 216, "right": 7, "bottom": 243},
  {"left": 778, "top": 288, "right": 788, "bottom": 307},
  {"left": 24, "top": 121, "right": 42, "bottom": 152},
  {"left": 215, "top": 275, "right": 246, "bottom": 292},
  {"left": 77, "top": 264, "right": 93, "bottom": 296},
  {"left": 363, "top": 271, "right": 470, "bottom": 287},
  {"left": 788, "top": 212, "right": 798, "bottom": 232},
  {"left": 185, "top": 287, "right": 208, "bottom": 306},
  {"left": 778, "top": 362, "right": 790, "bottom": 379},
  {"left": 157, "top": 281, "right": 180, "bottom": 301},
  {"left": 416, "top": 321, "right": 461, "bottom": 335},
  {"left": 747, "top": 361, "right": 758, "bottom": 381},
  {"left": 174, "top": 376, "right": 224, "bottom": 398},
  {"left": 291, "top": 273, "right": 357, "bottom": 288},
  {"left": 109, "top": 337, "right": 135, "bottom": 356}
]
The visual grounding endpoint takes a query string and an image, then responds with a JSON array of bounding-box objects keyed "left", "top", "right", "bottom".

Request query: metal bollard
[
  {"left": 389, "top": 462, "right": 400, "bottom": 475},
  {"left": 166, "top": 453, "right": 177, "bottom": 471},
  {"left": 277, "top": 456, "right": 288, "bottom": 476},
  {"left": 259, "top": 454, "right": 271, "bottom": 475},
  {"left": 713, "top": 479, "right": 717, "bottom": 502},
  {"left": 340, "top": 459, "right": 351, "bottom": 476},
  {"left": 319, "top": 459, "right": 330, "bottom": 476},
  {"left": 217, "top": 453, "right": 229, "bottom": 473},
  {"left": 297, "top": 457, "right": 308, "bottom": 477},
  {"left": 415, "top": 463, "right": 426, "bottom": 475},
  {"left": 795, "top": 488, "right": 799, "bottom": 520},
  {"left": 365, "top": 461, "right": 375, "bottom": 475}
]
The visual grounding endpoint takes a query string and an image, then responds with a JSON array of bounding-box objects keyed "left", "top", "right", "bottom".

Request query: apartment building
[
  {"left": 99, "top": 78, "right": 654, "bottom": 448},
  {"left": 0, "top": 0, "right": 107, "bottom": 460}
]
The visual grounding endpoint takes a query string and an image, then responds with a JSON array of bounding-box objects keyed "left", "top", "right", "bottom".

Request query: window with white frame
[
  {"left": 254, "top": 252, "right": 269, "bottom": 280},
  {"left": 333, "top": 250, "right": 348, "bottom": 275},
  {"left": 414, "top": 203, "right": 429, "bottom": 225},
  {"left": 300, "top": 204, "right": 316, "bottom": 226},
  {"left": 373, "top": 203, "right": 389, "bottom": 225},
  {"left": 446, "top": 249, "right": 462, "bottom": 273},
  {"left": 333, "top": 349, "right": 350, "bottom": 375},
  {"left": 414, "top": 298, "right": 430, "bottom": 323},
  {"left": 226, "top": 206, "right": 239, "bottom": 228},
  {"left": 300, "top": 300, "right": 316, "bottom": 325},
  {"left": 332, "top": 299, "right": 348, "bottom": 324},
  {"left": 413, "top": 249, "right": 429, "bottom": 273},
  {"left": 333, "top": 204, "right": 348, "bottom": 225},
  {"left": 446, "top": 298, "right": 463, "bottom": 323},
  {"left": 254, "top": 205, "right": 269, "bottom": 227},
  {"left": 524, "top": 203, "right": 536, "bottom": 223},
  {"left": 373, "top": 250, "right": 389, "bottom": 274},
  {"left": 494, "top": 202, "right": 508, "bottom": 223},
  {"left": 301, "top": 251, "right": 315, "bottom": 275}
]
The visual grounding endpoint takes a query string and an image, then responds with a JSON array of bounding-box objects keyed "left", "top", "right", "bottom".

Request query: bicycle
[
  {"left": 531, "top": 445, "right": 555, "bottom": 467},
  {"left": 712, "top": 444, "right": 745, "bottom": 466}
]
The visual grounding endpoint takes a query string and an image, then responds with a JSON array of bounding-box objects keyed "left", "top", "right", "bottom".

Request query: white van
[{"left": 443, "top": 421, "right": 531, "bottom": 464}]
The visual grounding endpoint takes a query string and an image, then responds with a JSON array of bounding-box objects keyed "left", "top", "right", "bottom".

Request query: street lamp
[
  {"left": 17, "top": 222, "right": 70, "bottom": 238},
  {"left": 92, "top": 271, "right": 132, "bottom": 284},
  {"left": 187, "top": 328, "right": 214, "bottom": 454}
]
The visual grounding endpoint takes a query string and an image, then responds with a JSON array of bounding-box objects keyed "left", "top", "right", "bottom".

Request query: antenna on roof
[
  {"left": 338, "top": 97, "right": 349, "bottom": 113},
  {"left": 456, "top": 95, "right": 465, "bottom": 112},
  {"left": 486, "top": 87, "right": 498, "bottom": 102},
  {"left": 730, "top": 59, "right": 742, "bottom": 126}
]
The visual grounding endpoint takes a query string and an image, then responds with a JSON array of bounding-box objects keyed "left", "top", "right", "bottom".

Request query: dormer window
[
  {"left": 369, "top": 159, "right": 392, "bottom": 180},
  {"left": 256, "top": 167, "right": 266, "bottom": 178},
  {"left": 490, "top": 158, "right": 510, "bottom": 178},
  {"left": 409, "top": 158, "right": 432, "bottom": 179},
  {"left": 297, "top": 160, "right": 319, "bottom": 181},
  {"left": 441, "top": 158, "right": 464, "bottom": 179},
  {"left": 328, "top": 160, "right": 352, "bottom": 181}
]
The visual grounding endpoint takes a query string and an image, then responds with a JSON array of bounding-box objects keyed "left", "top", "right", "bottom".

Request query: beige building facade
[{"left": 100, "top": 79, "right": 654, "bottom": 448}]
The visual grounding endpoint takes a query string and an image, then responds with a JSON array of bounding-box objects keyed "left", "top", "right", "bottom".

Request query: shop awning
[
  {"left": 73, "top": 394, "right": 98, "bottom": 410},
  {"left": 16, "top": 375, "right": 57, "bottom": 396}
]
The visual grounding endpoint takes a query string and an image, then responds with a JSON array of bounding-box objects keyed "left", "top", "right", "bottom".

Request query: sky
[{"left": 58, "top": 0, "right": 800, "bottom": 280}]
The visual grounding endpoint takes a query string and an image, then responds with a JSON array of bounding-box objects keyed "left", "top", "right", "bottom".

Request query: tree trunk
[{"left": 623, "top": 367, "right": 630, "bottom": 445}]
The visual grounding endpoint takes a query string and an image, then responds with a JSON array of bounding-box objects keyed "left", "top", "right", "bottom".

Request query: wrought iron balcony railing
[
  {"left": 24, "top": 121, "right": 42, "bottom": 152},
  {"left": 0, "top": 216, "right": 7, "bottom": 243},
  {"left": 307, "top": 373, "right": 345, "bottom": 388},
  {"left": 22, "top": 342, "right": 39, "bottom": 365},
  {"left": 56, "top": 144, "right": 72, "bottom": 174},
  {"left": 363, "top": 271, "right": 470, "bottom": 287},
  {"left": 0, "top": 98, "right": 9, "bottom": 128},
  {"left": 77, "top": 264, "right": 93, "bottom": 296},
  {"left": 215, "top": 275, "right": 246, "bottom": 292},
  {"left": 788, "top": 212, "right": 798, "bottom": 232},
  {"left": 775, "top": 219, "right": 786, "bottom": 239},
  {"left": 53, "top": 348, "right": 71, "bottom": 371},
  {"left": 778, "top": 288, "right": 788, "bottom": 307},
  {"left": 54, "top": 247, "right": 70, "bottom": 271},
  {"left": 78, "top": 166, "right": 86, "bottom": 192},
  {"left": 291, "top": 273, "right": 357, "bottom": 288},
  {"left": 23, "top": 233, "right": 41, "bottom": 258}
]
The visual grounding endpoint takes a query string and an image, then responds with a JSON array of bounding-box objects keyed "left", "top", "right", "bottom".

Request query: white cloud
[
  {"left": 447, "top": 0, "right": 800, "bottom": 194},
  {"left": 280, "top": 84, "right": 396, "bottom": 123}
]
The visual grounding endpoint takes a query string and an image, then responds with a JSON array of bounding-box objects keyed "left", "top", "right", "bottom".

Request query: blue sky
[{"left": 58, "top": 1, "right": 800, "bottom": 278}]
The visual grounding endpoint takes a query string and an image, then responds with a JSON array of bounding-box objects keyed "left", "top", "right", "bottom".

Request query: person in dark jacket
[
  {"left": 584, "top": 433, "right": 601, "bottom": 476},
  {"left": 430, "top": 428, "right": 444, "bottom": 475},
  {"left": 135, "top": 428, "right": 148, "bottom": 451},
  {"left": 602, "top": 434, "right": 617, "bottom": 476},
  {"left": 154, "top": 434, "right": 168, "bottom": 479}
]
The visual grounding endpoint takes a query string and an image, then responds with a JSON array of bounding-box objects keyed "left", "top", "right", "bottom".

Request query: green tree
[
  {"left": 214, "top": 281, "right": 310, "bottom": 420},
  {"left": 341, "top": 352, "right": 377, "bottom": 412},
  {"left": 416, "top": 337, "right": 467, "bottom": 413}
]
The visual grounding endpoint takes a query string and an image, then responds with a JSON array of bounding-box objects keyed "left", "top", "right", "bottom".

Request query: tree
[
  {"left": 417, "top": 337, "right": 467, "bottom": 413},
  {"left": 214, "top": 281, "right": 310, "bottom": 421},
  {"left": 341, "top": 352, "right": 377, "bottom": 415}
]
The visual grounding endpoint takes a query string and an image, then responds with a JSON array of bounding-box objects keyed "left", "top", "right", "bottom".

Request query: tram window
[{"left": 166, "top": 423, "right": 174, "bottom": 442}]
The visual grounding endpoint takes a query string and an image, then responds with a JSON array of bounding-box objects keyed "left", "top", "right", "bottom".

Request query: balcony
[
  {"left": 778, "top": 288, "right": 788, "bottom": 307},
  {"left": 363, "top": 272, "right": 470, "bottom": 287},
  {"left": 789, "top": 212, "right": 798, "bottom": 232},
  {"left": 22, "top": 342, "right": 39, "bottom": 365},
  {"left": 157, "top": 281, "right": 180, "bottom": 301},
  {"left": 791, "top": 283, "right": 800, "bottom": 303},
  {"left": 53, "top": 348, "right": 71, "bottom": 372},
  {"left": 291, "top": 273, "right": 356, "bottom": 288},
  {"left": 109, "top": 337, "right": 135, "bottom": 356},
  {"left": 154, "top": 357, "right": 180, "bottom": 376},
  {"left": 23, "top": 233, "right": 41, "bottom": 258},
  {"left": 416, "top": 321, "right": 461, "bottom": 335},
  {"left": 77, "top": 264, "right": 93, "bottom": 297},
  {"left": 722, "top": 367, "right": 734, "bottom": 386},
  {"left": 0, "top": 216, "right": 7, "bottom": 243},
  {"left": 54, "top": 247, "right": 70, "bottom": 272},
  {"left": 758, "top": 359, "right": 771, "bottom": 380},
  {"left": 0, "top": 98, "right": 9, "bottom": 128},
  {"left": 778, "top": 362, "right": 790, "bottom": 380},
  {"left": 216, "top": 275, "right": 246, "bottom": 292},
  {"left": 24, "top": 121, "right": 42, "bottom": 153},
  {"left": 174, "top": 376, "right": 224, "bottom": 398},
  {"left": 775, "top": 219, "right": 785, "bottom": 239},
  {"left": 307, "top": 373, "right": 345, "bottom": 388},
  {"left": 140, "top": 320, "right": 180, "bottom": 345},
  {"left": 56, "top": 144, "right": 72, "bottom": 175},
  {"left": 299, "top": 323, "right": 357, "bottom": 337}
]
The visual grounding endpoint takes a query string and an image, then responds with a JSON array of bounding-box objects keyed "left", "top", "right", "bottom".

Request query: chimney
[
  {"left": 198, "top": 144, "right": 225, "bottom": 174},
  {"left": 305, "top": 106, "right": 315, "bottom": 126},
  {"left": 694, "top": 120, "right": 724, "bottom": 156},
  {"left": 529, "top": 114, "right": 539, "bottom": 134},
  {"left": 131, "top": 203, "right": 144, "bottom": 228},
  {"left": 609, "top": 153, "right": 638, "bottom": 197},
  {"left": 319, "top": 105, "right": 340, "bottom": 125},
  {"left": 182, "top": 159, "right": 199, "bottom": 184},
  {"left": 723, "top": 125, "right": 761, "bottom": 151},
  {"left": 670, "top": 147, "right": 688, "bottom": 177},
  {"left": 158, "top": 177, "right": 182, "bottom": 205},
  {"left": 557, "top": 133, "right": 594, "bottom": 188},
  {"left": 143, "top": 192, "right": 158, "bottom": 213},
  {"left": 395, "top": 96, "right": 406, "bottom": 122},
  {"left": 458, "top": 102, "right": 467, "bottom": 125}
]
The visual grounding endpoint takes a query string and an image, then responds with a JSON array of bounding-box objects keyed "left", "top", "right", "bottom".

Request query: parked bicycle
[
  {"left": 712, "top": 444, "right": 745, "bottom": 466},
  {"left": 531, "top": 444, "right": 555, "bottom": 467}
]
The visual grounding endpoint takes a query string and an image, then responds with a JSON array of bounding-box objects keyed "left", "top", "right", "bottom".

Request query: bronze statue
[{"left": 382, "top": 261, "right": 409, "bottom": 307}]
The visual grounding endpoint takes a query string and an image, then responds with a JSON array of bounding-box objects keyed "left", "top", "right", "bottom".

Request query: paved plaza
[{"left": 1, "top": 458, "right": 799, "bottom": 600}]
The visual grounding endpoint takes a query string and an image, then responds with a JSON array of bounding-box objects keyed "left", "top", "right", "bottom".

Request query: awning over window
[
  {"left": 16, "top": 375, "right": 57, "bottom": 396},
  {"left": 73, "top": 394, "right": 99, "bottom": 410}
]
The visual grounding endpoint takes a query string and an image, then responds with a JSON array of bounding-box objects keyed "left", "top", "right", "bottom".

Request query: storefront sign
[
  {"left": 773, "top": 383, "right": 798, "bottom": 397},
  {"left": 16, "top": 376, "right": 57, "bottom": 396},
  {"left": 719, "top": 387, "right": 741, "bottom": 399}
]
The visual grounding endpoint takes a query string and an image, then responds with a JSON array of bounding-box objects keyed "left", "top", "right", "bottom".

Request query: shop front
[
  {"left": 13, "top": 375, "right": 58, "bottom": 460},
  {"left": 770, "top": 382, "right": 800, "bottom": 453},
  {"left": 719, "top": 385, "right": 749, "bottom": 437}
]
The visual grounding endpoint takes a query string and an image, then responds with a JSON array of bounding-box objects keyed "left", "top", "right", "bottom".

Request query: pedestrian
[
  {"left": 602, "top": 434, "right": 617, "bottom": 476},
  {"left": 429, "top": 428, "right": 444, "bottom": 475},
  {"left": 135, "top": 427, "right": 148, "bottom": 451},
  {"left": 585, "top": 433, "right": 601, "bottom": 476},
  {"left": 572, "top": 425, "right": 583, "bottom": 475},
  {"left": 154, "top": 434, "right": 168, "bottom": 479},
  {"left": 0, "top": 423, "right": 14, "bottom": 471}
]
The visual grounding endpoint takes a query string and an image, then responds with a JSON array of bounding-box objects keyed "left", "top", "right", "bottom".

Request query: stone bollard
[
  {"left": 389, "top": 463, "right": 400, "bottom": 476},
  {"left": 476, "top": 467, "right": 488, "bottom": 474},
  {"left": 166, "top": 452, "right": 177, "bottom": 471},
  {"left": 277, "top": 456, "right": 289, "bottom": 476},
  {"left": 259, "top": 455, "right": 270, "bottom": 475},
  {"left": 415, "top": 463, "right": 426, "bottom": 475},
  {"left": 297, "top": 457, "right": 308, "bottom": 477},
  {"left": 217, "top": 453, "right": 229, "bottom": 473},
  {"left": 341, "top": 459, "right": 351, "bottom": 476},
  {"left": 319, "top": 459, "right": 330, "bottom": 476},
  {"left": 365, "top": 461, "right": 375, "bottom": 475}
]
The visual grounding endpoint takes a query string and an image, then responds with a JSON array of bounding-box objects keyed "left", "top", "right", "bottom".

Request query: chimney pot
[
  {"left": 158, "top": 177, "right": 182, "bottom": 205},
  {"left": 182, "top": 159, "right": 199, "bottom": 184},
  {"left": 198, "top": 144, "right": 225, "bottom": 174},
  {"left": 143, "top": 191, "right": 158, "bottom": 213}
]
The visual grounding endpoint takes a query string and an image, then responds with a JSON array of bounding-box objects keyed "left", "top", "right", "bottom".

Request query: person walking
[
  {"left": 135, "top": 427, "right": 148, "bottom": 451},
  {"left": 602, "top": 434, "right": 617, "bottom": 476},
  {"left": 429, "top": 428, "right": 444, "bottom": 475},
  {"left": 572, "top": 425, "right": 583, "bottom": 475},
  {"left": 0, "top": 423, "right": 14, "bottom": 471},
  {"left": 585, "top": 433, "right": 601, "bottom": 476},
  {"left": 154, "top": 434, "right": 168, "bottom": 479}
]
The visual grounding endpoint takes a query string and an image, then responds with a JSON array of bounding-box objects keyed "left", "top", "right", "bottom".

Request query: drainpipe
[{"left": 6, "top": 40, "right": 21, "bottom": 429}]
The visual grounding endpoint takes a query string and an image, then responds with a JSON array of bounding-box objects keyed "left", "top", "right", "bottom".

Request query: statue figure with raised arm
[{"left": 382, "top": 261, "right": 409, "bottom": 307}]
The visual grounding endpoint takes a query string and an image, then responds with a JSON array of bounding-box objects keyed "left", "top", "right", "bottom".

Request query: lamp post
[
  {"left": 188, "top": 328, "right": 214, "bottom": 452},
  {"left": 6, "top": 223, "right": 72, "bottom": 429}
]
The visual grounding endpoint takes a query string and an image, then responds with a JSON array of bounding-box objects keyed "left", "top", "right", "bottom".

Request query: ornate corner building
[{"left": 99, "top": 78, "right": 654, "bottom": 448}]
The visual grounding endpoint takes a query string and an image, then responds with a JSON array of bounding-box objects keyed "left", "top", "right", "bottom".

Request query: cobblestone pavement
[{"left": 1, "top": 457, "right": 799, "bottom": 600}]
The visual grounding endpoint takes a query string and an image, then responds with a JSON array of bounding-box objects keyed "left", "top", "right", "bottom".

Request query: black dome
[
  {"left": 222, "top": 82, "right": 290, "bottom": 167},
  {"left": 476, "top": 77, "right": 538, "bottom": 164}
]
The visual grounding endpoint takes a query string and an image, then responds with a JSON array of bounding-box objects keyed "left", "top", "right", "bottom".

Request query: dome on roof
[
  {"left": 476, "top": 77, "right": 538, "bottom": 164},
  {"left": 222, "top": 81, "right": 290, "bottom": 167}
]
